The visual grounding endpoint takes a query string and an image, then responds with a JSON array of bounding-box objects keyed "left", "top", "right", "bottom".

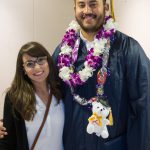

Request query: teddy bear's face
[{"left": 92, "top": 102, "right": 110, "bottom": 117}]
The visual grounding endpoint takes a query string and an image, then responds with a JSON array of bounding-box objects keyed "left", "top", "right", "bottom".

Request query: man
[
  {"left": 53, "top": 0, "right": 150, "bottom": 150},
  {"left": 1, "top": 0, "right": 150, "bottom": 150}
]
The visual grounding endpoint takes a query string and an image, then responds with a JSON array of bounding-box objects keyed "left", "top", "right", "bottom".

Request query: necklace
[
  {"left": 58, "top": 16, "right": 117, "bottom": 88},
  {"left": 57, "top": 17, "right": 116, "bottom": 139}
]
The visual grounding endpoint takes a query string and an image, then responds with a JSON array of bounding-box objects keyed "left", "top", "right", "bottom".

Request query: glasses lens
[
  {"left": 37, "top": 56, "right": 47, "bottom": 65},
  {"left": 25, "top": 61, "right": 35, "bottom": 68}
]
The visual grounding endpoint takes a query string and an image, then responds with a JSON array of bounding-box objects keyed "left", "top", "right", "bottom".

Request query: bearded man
[{"left": 53, "top": 0, "right": 150, "bottom": 150}]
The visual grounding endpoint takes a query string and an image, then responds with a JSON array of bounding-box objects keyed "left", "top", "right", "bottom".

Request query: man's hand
[{"left": 0, "top": 120, "right": 8, "bottom": 138}]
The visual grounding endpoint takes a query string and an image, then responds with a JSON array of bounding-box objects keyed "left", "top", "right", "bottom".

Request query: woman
[{"left": 0, "top": 42, "right": 64, "bottom": 150}]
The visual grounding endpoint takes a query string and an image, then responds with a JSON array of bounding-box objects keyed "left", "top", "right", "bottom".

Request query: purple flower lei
[{"left": 58, "top": 16, "right": 116, "bottom": 87}]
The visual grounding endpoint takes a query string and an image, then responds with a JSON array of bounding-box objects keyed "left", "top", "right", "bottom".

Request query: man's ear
[
  {"left": 74, "top": 4, "right": 76, "bottom": 12},
  {"left": 104, "top": 3, "right": 109, "bottom": 12}
]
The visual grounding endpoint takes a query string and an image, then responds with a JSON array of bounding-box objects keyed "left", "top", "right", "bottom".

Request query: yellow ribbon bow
[{"left": 88, "top": 112, "right": 103, "bottom": 126}]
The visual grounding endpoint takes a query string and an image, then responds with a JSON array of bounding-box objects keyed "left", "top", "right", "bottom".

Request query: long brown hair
[{"left": 7, "top": 42, "right": 62, "bottom": 121}]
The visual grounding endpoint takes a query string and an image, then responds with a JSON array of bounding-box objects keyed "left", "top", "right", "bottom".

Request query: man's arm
[
  {"left": 0, "top": 120, "right": 8, "bottom": 138},
  {"left": 125, "top": 39, "right": 150, "bottom": 150},
  {"left": 52, "top": 44, "right": 61, "bottom": 64}
]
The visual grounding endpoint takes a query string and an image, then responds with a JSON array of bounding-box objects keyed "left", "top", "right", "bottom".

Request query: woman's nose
[{"left": 34, "top": 63, "right": 41, "bottom": 69}]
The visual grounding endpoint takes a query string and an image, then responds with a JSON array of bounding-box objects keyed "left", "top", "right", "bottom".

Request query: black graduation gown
[{"left": 52, "top": 31, "right": 150, "bottom": 150}]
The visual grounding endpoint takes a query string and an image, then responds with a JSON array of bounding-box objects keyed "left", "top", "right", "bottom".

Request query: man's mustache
[{"left": 81, "top": 14, "right": 97, "bottom": 19}]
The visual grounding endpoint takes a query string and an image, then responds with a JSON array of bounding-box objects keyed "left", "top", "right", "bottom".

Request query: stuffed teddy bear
[{"left": 86, "top": 100, "right": 113, "bottom": 139}]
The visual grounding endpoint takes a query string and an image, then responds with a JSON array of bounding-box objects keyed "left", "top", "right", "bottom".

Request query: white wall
[
  {"left": 115, "top": 0, "right": 150, "bottom": 58},
  {"left": 33, "top": 0, "right": 74, "bottom": 53},
  {"left": 0, "top": 0, "right": 150, "bottom": 117},
  {"left": 0, "top": 0, "right": 74, "bottom": 117},
  {"left": 0, "top": 0, "right": 34, "bottom": 117}
]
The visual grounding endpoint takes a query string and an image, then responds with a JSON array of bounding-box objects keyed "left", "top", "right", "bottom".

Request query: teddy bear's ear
[
  {"left": 92, "top": 101, "right": 97, "bottom": 106},
  {"left": 98, "top": 99, "right": 109, "bottom": 107}
]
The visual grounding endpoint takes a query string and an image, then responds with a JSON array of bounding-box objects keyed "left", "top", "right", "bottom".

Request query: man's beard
[{"left": 75, "top": 14, "right": 105, "bottom": 33}]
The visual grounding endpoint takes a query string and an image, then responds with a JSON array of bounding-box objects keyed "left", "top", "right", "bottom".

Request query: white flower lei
[{"left": 58, "top": 16, "right": 117, "bottom": 87}]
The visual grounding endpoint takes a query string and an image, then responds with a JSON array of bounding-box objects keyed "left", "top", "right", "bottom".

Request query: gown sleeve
[
  {"left": 125, "top": 38, "right": 150, "bottom": 150},
  {"left": 52, "top": 45, "right": 66, "bottom": 99},
  {"left": 52, "top": 44, "right": 61, "bottom": 64}
]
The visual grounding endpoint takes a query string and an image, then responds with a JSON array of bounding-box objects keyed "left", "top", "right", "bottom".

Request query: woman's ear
[{"left": 23, "top": 68, "right": 27, "bottom": 75}]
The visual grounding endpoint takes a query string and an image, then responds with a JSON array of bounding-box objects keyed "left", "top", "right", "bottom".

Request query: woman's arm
[{"left": 0, "top": 94, "right": 17, "bottom": 149}]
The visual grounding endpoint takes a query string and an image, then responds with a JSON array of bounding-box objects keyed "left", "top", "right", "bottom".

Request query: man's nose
[{"left": 83, "top": 5, "right": 92, "bottom": 14}]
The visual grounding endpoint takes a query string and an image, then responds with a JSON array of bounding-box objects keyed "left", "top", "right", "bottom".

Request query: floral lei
[{"left": 58, "top": 16, "right": 117, "bottom": 89}]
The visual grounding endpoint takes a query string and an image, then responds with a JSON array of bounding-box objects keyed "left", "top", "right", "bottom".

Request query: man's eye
[
  {"left": 79, "top": 4, "right": 85, "bottom": 8},
  {"left": 90, "top": 3, "right": 97, "bottom": 8}
]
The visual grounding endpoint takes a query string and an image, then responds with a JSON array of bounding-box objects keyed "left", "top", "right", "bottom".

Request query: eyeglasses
[{"left": 23, "top": 56, "right": 47, "bottom": 68}]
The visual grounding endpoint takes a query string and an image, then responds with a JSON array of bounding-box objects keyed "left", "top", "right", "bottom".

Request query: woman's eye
[
  {"left": 26, "top": 62, "right": 34, "bottom": 68},
  {"left": 38, "top": 58, "right": 44, "bottom": 63}
]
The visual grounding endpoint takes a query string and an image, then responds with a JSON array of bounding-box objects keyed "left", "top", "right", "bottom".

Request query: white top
[
  {"left": 80, "top": 30, "right": 95, "bottom": 50},
  {"left": 25, "top": 94, "right": 64, "bottom": 150}
]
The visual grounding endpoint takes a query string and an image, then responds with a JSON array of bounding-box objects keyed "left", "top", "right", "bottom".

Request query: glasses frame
[{"left": 23, "top": 56, "right": 47, "bottom": 69}]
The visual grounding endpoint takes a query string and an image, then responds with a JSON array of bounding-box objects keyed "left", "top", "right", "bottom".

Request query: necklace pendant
[
  {"left": 73, "top": 94, "right": 90, "bottom": 106},
  {"left": 87, "top": 99, "right": 113, "bottom": 139}
]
